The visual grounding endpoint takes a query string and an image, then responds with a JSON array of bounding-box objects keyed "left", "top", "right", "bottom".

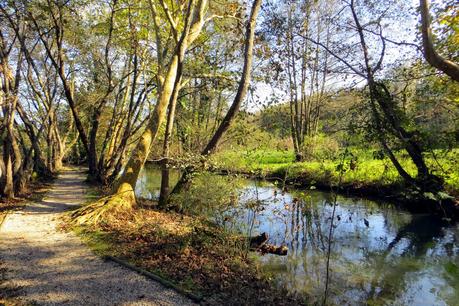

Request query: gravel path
[{"left": 0, "top": 168, "right": 195, "bottom": 306}]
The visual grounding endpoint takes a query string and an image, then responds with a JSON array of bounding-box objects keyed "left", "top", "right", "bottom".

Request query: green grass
[
  {"left": 211, "top": 148, "right": 459, "bottom": 195},
  {"left": 72, "top": 226, "right": 113, "bottom": 255}
]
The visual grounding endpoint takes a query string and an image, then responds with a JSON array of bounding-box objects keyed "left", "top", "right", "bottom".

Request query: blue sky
[{"left": 246, "top": 0, "right": 430, "bottom": 113}]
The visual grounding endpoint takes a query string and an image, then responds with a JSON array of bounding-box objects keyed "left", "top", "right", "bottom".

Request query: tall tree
[
  {"left": 170, "top": 0, "right": 263, "bottom": 199},
  {"left": 263, "top": 0, "right": 333, "bottom": 161},
  {"left": 110, "top": 0, "right": 209, "bottom": 208},
  {"left": 303, "top": 0, "right": 444, "bottom": 193},
  {"left": 28, "top": 0, "right": 92, "bottom": 173},
  {"left": 68, "top": 0, "right": 215, "bottom": 221},
  {"left": 0, "top": 6, "right": 23, "bottom": 198}
]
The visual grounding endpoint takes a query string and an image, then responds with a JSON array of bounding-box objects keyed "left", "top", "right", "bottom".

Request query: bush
[
  {"left": 170, "top": 173, "right": 245, "bottom": 218},
  {"left": 301, "top": 134, "right": 341, "bottom": 161}
]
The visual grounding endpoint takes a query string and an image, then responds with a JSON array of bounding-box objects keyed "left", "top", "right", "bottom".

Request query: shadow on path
[{"left": 0, "top": 168, "right": 193, "bottom": 306}]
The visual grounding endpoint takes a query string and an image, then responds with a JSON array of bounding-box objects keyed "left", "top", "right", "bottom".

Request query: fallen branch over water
[{"left": 249, "top": 232, "right": 288, "bottom": 256}]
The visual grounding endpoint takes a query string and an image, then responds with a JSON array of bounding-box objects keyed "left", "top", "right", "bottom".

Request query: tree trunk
[
  {"left": 171, "top": 0, "right": 263, "bottom": 197},
  {"left": 201, "top": 0, "right": 262, "bottom": 155},
  {"left": 16, "top": 103, "right": 51, "bottom": 177},
  {"left": 159, "top": 63, "right": 183, "bottom": 208},
  {"left": 2, "top": 140, "right": 14, "bottom": 198},
  {"left": 88, "top": 107, "right": 103, "bottom": 182},
  {"left": 350, "top": 0, "right": 440, "bottom": 192},
  {"left": 420, "top": 0, "right": 459, "bottom": 82},
  {"left": 0, "top": 53, "right": 20, "bottom": 198},
  {"left": 30, "top": 7, "right": 91, "bottom": 165},
  {"left": 107, "top": 0, "right": 209, "bottom": 208},
  {"left": 114, "top": 54, "right": 180, "bottom": 207}
]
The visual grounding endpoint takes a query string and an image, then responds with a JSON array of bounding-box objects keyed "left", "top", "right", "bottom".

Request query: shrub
[{"left": 301, "top": 134, "right": 341, "bottom": 161}]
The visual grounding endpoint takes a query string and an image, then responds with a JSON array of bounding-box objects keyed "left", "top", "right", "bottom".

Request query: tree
[
  {"left": 419, "top": 0, "right": 459, "bottom": 82},
  {"left": 28, "top": 0, "right": 92, "bottom": 174},
  {"left": 71, "top": 0, "right": 213, "bottom": 222},
  {"left": 169, "top": 0, "right": 263, "bottom": 200},
  {"left": 0, "top": 5, "right": 24, "bottom": 198},
  {"left": 262, "top": 0, "right": 334, "bottom": 161},
  {"left": 303, "top": 0, "right": 444, "bottom": 193},
  {"left": 3, "top": 2, "right": 62, "bottom": 176}
]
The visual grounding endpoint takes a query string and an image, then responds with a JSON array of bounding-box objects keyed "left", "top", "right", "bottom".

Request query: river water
[{"left": 136, "top": 164, "right": 459, "bottom": 305}]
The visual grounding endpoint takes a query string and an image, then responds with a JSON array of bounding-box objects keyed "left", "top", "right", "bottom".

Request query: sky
[{"left": 245, "top": 0, "right": 428, "bottom": 113}]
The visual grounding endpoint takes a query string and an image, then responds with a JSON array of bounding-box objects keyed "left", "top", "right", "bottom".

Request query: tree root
[{"left": 70, "top": 191, "right": 135, "bottom": 225}]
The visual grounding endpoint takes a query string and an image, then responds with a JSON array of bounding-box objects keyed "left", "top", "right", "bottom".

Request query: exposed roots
[{"left": 70, "top": 191, "right": 135, "bottom": 225}]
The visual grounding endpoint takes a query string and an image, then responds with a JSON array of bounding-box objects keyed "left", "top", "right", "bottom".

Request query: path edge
[{"left": 102, "top": 255, "right": 203, "bottom": 303}]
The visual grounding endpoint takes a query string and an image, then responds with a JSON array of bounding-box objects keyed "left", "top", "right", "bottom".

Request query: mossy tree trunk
[
  {"left": 111, "top": 0, "right": 209, "bottom": 208},
  {"left": 159, "top": 63, "right": 183, "bottom": 208}
]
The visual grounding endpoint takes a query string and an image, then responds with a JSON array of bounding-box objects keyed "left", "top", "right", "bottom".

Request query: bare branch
[
  {"left": 158, "top": 0, "right": 178, "bottom": 41},
  {"left": 299, "top": 33, "right": 365, "bottom": 78}
]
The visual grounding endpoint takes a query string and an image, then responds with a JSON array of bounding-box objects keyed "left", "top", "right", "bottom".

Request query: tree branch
[{"left": 420, "top": 0, "right": 459, "bottom": 82}]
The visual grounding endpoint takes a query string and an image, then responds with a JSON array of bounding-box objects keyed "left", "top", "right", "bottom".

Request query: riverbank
[
  {"left": 135, "top": 163, "right": 459, "bottom": 305},
  {"left": 151, "top": 148, "right": 459, "bottom": 217},
  {"left": 65, "top": 204, "right": 303, "bottom": 305},
  {"left": 213, "top": 150, "right": 458, "bottom": 218}
]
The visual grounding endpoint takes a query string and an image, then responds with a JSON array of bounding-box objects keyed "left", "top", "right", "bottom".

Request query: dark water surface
[{"left": 137, "top": 164, "right": 459, "bottom": 305}]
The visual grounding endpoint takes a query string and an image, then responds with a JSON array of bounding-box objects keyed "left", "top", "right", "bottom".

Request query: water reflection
[
  {"left": 137, "top": 164, "right": 459, "bottom": 305},
  {"left": 135, "top": 164, "right": 181, "bottom": 200}
]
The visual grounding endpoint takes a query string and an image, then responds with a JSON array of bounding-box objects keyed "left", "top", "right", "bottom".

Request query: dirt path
[{"left": 0, "top": 168, "right": 194, "bottom": 306}]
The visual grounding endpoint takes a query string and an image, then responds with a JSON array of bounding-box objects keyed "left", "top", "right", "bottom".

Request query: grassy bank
[
  {"left": 65, "top": 205, "right": 303, "bottom": 305},
  {"left": 211, "top": 148, "right": 459, "bottom": 199}
]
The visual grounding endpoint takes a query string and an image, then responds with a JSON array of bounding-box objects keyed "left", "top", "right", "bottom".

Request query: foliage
[
  {"left": 170, "top": 172, "right": 245, "bottom": 217},
  {"left": 301, "top": 134, "right": 340, "bottom": 161},
  {"left": 212, "top": 148, "right": 459, "bottom": 195}
]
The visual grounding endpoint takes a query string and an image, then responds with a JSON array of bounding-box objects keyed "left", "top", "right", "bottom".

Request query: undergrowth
[
  {"left": 63, "top": 207, "right": 304, "bottom": 305},
  {"left": 212, "top": 149, "right": 459, "bottom": 196}
]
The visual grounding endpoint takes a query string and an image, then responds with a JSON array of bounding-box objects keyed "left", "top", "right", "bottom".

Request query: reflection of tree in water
[
  {"left": 172, "top": 174, "right": 458, "bottom": 305},
  {"left": 387, "top": 215, "right": 449, "bottom": 256},
  {"left": 264, "top": 190, "right": 457, "bottom": 305},
  {"left": 364, "top": 215, "right": 456, "bottom": 304}
]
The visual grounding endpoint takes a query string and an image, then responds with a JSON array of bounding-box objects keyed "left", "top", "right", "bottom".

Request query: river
[{"left": 136, "top": 163, "right": 459, "bottom": 305}]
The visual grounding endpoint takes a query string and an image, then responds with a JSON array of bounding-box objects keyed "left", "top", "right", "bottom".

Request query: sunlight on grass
[{"left": 212, "top": 148, "right": 459, "bottom": 193}]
